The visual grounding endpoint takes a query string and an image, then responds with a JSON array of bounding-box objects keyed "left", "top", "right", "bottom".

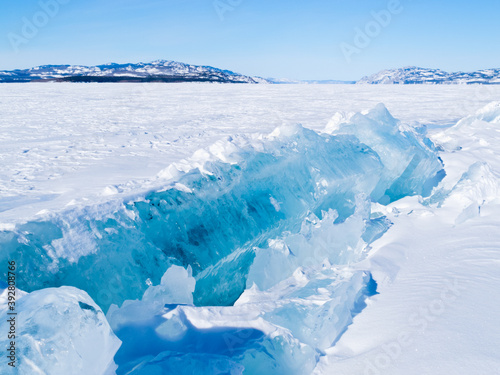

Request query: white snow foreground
[{"left": 1, "top": 103, "right": 500, "bottom": 374}]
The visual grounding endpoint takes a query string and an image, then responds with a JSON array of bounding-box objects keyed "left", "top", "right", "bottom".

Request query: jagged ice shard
[
  {"left": 0, "top": 286, "right": 120, "bottom": 375},
  {"left": 0, "top": 104, "right": 445, "bottom": 374}
]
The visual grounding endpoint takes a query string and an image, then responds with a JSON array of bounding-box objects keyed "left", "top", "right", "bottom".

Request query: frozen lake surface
[{"left": 1, "top": 83, "right": 500, "bottom": 222}]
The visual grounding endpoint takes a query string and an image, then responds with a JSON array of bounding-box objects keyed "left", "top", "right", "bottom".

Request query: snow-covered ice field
[{"left": 1, "top": 83, "right": 500, "bottom": 374}]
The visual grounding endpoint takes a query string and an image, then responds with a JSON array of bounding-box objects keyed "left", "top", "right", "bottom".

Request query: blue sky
[{"left": 1, "top": 0, "right": 499, "bottom": 80}]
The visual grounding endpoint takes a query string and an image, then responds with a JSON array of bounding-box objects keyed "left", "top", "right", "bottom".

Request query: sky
[{"left": 0, "top": 0, "right": 499, "bottom": 80}]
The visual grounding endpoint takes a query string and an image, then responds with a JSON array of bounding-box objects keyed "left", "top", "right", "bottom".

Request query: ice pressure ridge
[{"left": 0, "top": 104, "right": 445, "bottom": 374}]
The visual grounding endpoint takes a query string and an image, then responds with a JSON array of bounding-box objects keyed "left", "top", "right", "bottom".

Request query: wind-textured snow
[{"left": 1, "top": 84, "right": 500, "bottom": 374}]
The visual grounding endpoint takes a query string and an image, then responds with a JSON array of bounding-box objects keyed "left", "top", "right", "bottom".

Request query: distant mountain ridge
[
  {"left": 358, "top": 66, "right": 500, "bottom": 85},
  {"left": 0, "top": 60, "right": 270, "bottom": 83},
  {"left": 2, "top": 62, "right": 499, "bottom": 85}
]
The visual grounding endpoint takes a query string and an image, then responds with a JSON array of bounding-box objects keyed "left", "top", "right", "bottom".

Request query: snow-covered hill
[
  {"left": 358, "top": 66, "right": 500, "bottom": 85},
  {"left": 3, "top": 62, "right": 500, "bottom": 85},
  {"left": 0, "top": 60, "right": 270, "bottom": 83}
]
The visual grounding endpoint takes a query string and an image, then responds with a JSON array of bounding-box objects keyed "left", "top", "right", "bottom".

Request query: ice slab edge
[{"left": 106, "top": 265, "right": 378, "bottom": 375}]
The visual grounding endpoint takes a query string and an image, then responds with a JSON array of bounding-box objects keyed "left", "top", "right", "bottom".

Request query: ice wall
[{"left": 0, "top": 105, "right": 443, "bottom": 312}]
